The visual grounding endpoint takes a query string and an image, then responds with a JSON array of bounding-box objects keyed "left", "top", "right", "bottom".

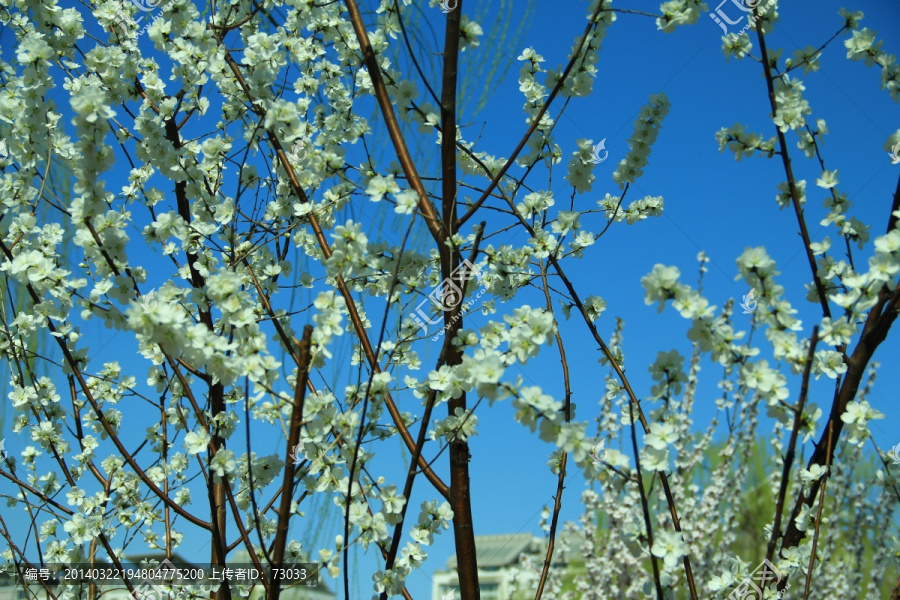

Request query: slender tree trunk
[
  {"left": 271, "top": 327, "right": 314, "bottom": 600},
  {"left": 439, "top": 3, "right": 480, "bottom": 599},
  {"left": 209, "top": 381, "right": 230, "bottom": 600},
  {"left": 165, "top": 117, "right": 231, "bottom": 600}
]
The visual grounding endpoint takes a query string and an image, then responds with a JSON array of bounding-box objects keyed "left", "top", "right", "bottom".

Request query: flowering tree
[{"left": 0, "top": 0, "right": 898, "bottom": 600}]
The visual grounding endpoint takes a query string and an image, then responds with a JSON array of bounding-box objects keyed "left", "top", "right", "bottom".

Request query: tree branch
[{"left": 271, "top": 325, "right": 314, "bottom": 600}]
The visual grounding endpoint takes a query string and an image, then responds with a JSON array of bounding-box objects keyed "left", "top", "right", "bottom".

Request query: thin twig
[
  {"left": 764, "top": 327, "right": 819, "bottom": 567},
  {"left": 533, "top": 260, "right": 572, "bottom": 600},
  {"left": 802, "top": 418, "right": 834, "bottom": 599},
  {"left": 630, "top": 400, "right": 664, "bottom": 600}
]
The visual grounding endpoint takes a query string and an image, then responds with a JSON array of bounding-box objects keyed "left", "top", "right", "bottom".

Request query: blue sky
[{"left": 1, "top": 0, "right": 899, "bottom": 598}]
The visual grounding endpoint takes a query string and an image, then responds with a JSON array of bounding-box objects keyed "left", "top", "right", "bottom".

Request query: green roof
[
  {"left": 442, "top": 531, "right": 585, "bottom": 571},
  {"left": 445, "top": 534, "right": 536, "bottom": 569}
]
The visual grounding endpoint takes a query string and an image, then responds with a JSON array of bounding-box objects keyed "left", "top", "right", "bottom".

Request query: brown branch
[
  {"left": 476, "top": 171, "right": 699, "bottom": 597},
  {"left": 887, "top": 171, "right": 900, "bottom": 235},
  {"left": 162, "top": 117, "right": 230, "bottom": 599},
  {"left": 271, "top": 326, "right": 314, "bottom": 600},
  {"left": 433, "top": 4, "right": 482, "bottom": 600},
  {"left": 243, "top": 258, "right": 302, "bottom": 366},
  {"left": 456, "top": 1, "right": 608, "bottom": 229},
  {"left": 630, "top": 401, "right": 664, "bottom": 600},
  {"left": 764, "top": 327, "right": 819, "bottom": 566},
  {"left": 161, "top": 399, "right": 173, "bottom": 558},
  {"left": 378, "top": 225, "right": 486, "bottom": 600},
  {"left": 755, "top": 19, "right": 832, "bottom": 321},
  {"left": 343, "top": 0, "right": 445, "bottom": 243},
  {"left": 0, "top": 518, "right": 61, "bottom": 600},
  {"left": 376, "top": 378, "right": 442, "bottom": 600},
  {"left": 0, "top": 470, "right": 74, "bottom": 516},
  {"left": 218, "top": 46, "right": 450, "bottom": 500},
  {"left": 533, "top": 261, "right": 571, "bottom": 600},
  {"left": 455, "top": 90, "right": 699, "bottom": 598},
  {"left": 218, "top": 475, "right": 272, "bottom": 599},
  {"left": 781, "top": 289, "right": 900, "bottom": 552},
  {"left": 802, "top": 420, "right": 834, "bottom": 600},
  {"left": 0, "top": 239, "right": 211, "bottom": 530}
]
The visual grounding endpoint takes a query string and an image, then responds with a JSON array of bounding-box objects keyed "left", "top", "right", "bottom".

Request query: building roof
[
  {"left": 445, "top": 534, "right": 536, "bottom": 569},
  {"left": 443, "top": 532, "right": 584, "bottom": 570}
]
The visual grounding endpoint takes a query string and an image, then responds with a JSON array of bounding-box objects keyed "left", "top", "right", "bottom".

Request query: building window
[
  {"left": 439, "top": 582, "right": 501, "bottom": 600},
  {"left": 480, "top": 582, "right": 499, "bottom": 600}
]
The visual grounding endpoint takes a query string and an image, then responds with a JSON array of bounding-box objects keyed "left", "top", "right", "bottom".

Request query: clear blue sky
[{"left": 2, "top": 1, "right": 899, "bottom": 599}]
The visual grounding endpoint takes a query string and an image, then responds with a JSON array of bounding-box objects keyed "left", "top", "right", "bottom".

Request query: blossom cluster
[{"left": 611, "top": 93, "right": 671, "bottom": 189}]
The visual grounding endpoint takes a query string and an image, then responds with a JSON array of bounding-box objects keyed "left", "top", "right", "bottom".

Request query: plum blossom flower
[
  {"left": 365, "top": 174, "right": 400, "bottom": 202},
  {"left": 840, "top": 400, "right": 884, "bottom": 445},
  {"left": 641, "top": 264, "right": 685, "bottom": 312},
  {"left": 642, "top": 446, "right": 669, "bottom": 472},
  {"left": 651, "top": 530, "right": 688, "bottom": 570},
  {"left": 184, "top": 428, "right": 210, "bottom": 455},
  {"left": 209, "top": 449, "right": 236, "bottom": 478},
  {"left": 816, "top": 169, "right": 839, "bottom": 189},
  {"left": 644, "top": 422, "right": 679, "bottom": 450},
  {"left": 63, "top": 514, "right": 101, "bottom": 545}
]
